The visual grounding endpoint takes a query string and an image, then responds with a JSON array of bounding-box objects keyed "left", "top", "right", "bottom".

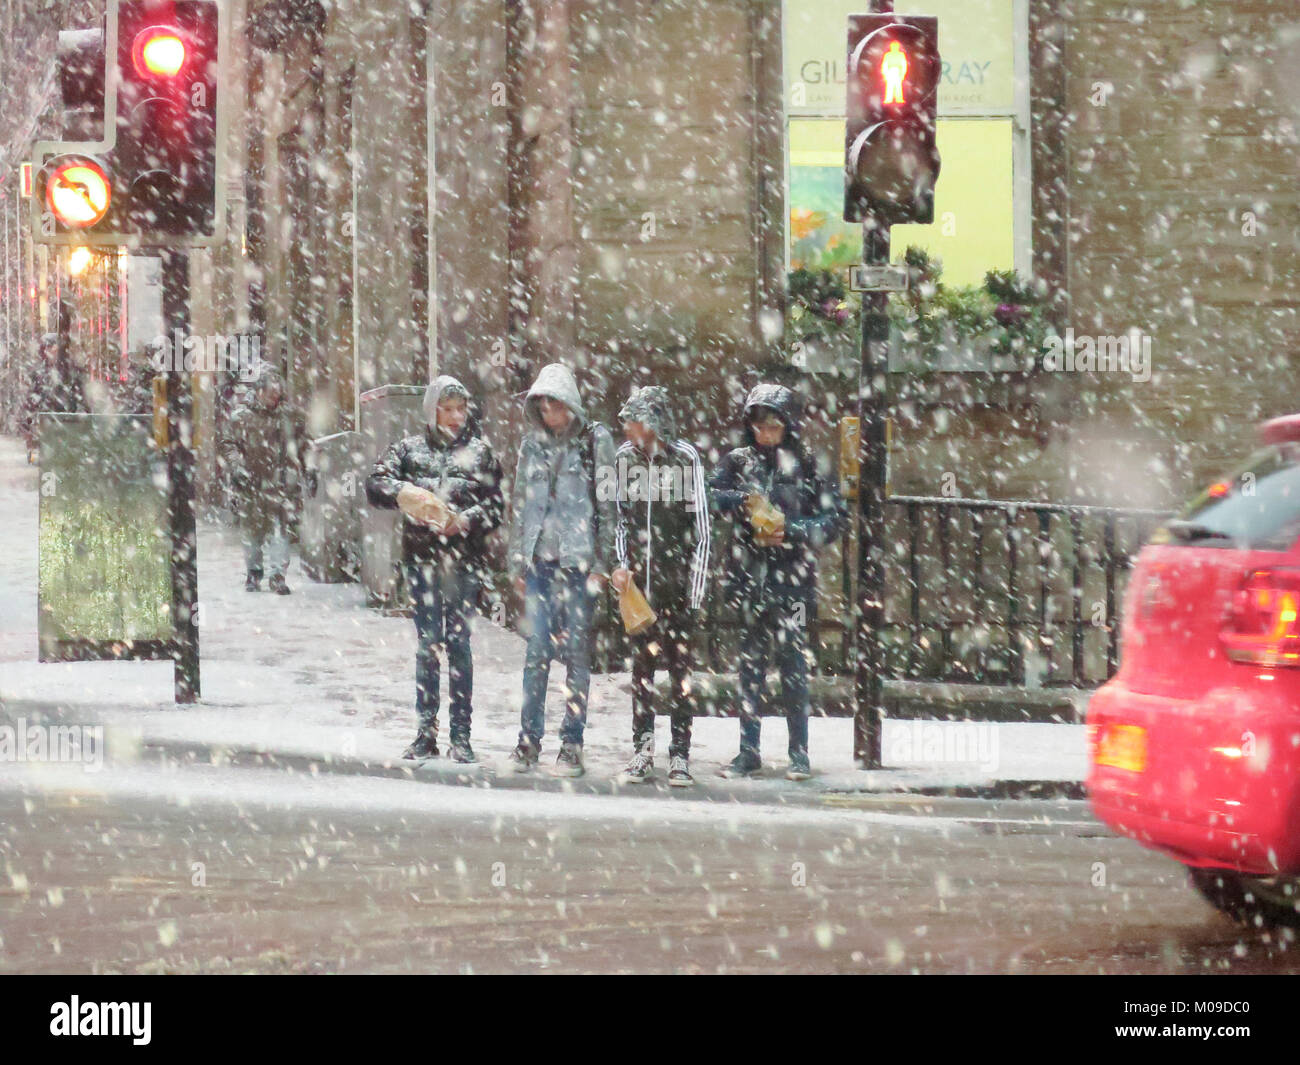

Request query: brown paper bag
[
  {"left": 619, "top": 578, "right": 657, "bottom": 636},
  {"left": 746, "top": 494, "right": 785, "bottom": 537},
  {"left": 398, "top": 484, "right": 453, "bottom": 530}
]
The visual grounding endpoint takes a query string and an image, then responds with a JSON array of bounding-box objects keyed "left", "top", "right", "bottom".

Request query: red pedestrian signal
[
  {"left": 844, "top": 14, "right": 941, "bottom": 225},
  {"left": 881, "top": 41, "right": 908, "bottom": 105}
]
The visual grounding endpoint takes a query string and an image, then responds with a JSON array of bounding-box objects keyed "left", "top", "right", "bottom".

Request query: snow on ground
[
  {"left": 0, "top": 435, "right": 1086, "bottom": 790},
  {"left": 0, "top": 757, "right": 976, "bottom": 834}
]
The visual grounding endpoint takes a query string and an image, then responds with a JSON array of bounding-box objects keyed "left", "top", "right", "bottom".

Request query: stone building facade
[{"left": 2, "top": 0, "right": 1297, "bottom": 518}]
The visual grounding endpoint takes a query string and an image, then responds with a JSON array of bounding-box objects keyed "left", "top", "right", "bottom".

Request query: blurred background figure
[
  {"left": 19, "top": 331, "right": 86, "bottom": 461},
  {"left": 217, "top": 364, "right": 308, "bottom": 594}
]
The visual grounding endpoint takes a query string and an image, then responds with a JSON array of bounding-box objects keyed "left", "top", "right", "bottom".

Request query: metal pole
[
  {"left": 163, "top": 249, "right": 200, "bottom": 702},
  {"left": 2, "top": 186, "right": 10, "bottom": 429},
  {"left": 854, "top": 222, "right": 890, "bottom": 768},
  {"left": 852, "top": 0, "right": 896, "bottom": 769}
]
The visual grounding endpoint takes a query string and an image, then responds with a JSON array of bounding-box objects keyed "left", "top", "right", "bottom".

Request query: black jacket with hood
[
  {"left": 612, "top": 386, "right": 710, "bottom": 614},
  {"left": 365, "top": 375, "right": 505, "bottom": 567},
  {"left": 709, "top": 383, "right": 847, "bottom": 607}
]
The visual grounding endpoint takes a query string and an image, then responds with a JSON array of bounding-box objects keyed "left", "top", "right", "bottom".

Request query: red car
[{"left": 1089, "top": 414, "right": 1300, "bottom": 928}]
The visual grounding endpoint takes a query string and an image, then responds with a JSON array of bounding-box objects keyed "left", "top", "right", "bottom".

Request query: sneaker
[
  {"left": 510, "top": 740, "right": 539, "bottom": 773},
  {"left": 402, "top": 729, "right": 439, "bottom": 761},
  {"left": 553, "top": 741, "right": 585, "bottom": 778},
  {"left": 622, "top": 751, "right": 654, "bottom": 783},
  {"left": 245, "top": 573, "right": 261, "bottom": 592},
  {"left": 786, "top": 749, "right": 812, "bottom": 781},
  {"left": 268, "top": 574, "right": 292, "bottom": 595},
  {"left": 719, "top": 751, "right": 763, "bottom": 779},
  {"left": 668, "top": 755, "right": 695, "bottom": 788},
  {"left": 449, "top": 737, "right": 476, "bottom": 764}
]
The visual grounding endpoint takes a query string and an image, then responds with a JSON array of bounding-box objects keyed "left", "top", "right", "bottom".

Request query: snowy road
[{"left": 1, "top": 760, "right": 1296, "bottom": 974}]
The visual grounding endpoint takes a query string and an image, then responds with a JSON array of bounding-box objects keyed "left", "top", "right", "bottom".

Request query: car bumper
[{"left": 1088, "top": 677, "right": 1300, "bottom": 874}]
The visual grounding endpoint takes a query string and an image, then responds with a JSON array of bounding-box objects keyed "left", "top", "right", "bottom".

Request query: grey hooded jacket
[{"left": 506, "top": 363, "right": 617, "bottom": 577}]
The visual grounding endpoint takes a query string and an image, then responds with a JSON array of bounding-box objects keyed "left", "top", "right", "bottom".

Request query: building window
[{"left": 783, "top": 0, "right": 1030, "bottom": 286}]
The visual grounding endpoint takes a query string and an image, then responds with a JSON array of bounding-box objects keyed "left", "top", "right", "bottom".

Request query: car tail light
[{"left": 1222, "top": 568, "right": 1300, "bottom": 666}]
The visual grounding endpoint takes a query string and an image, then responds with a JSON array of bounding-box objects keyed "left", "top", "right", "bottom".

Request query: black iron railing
[
  {"left": 878, "top": 497, "right": 1170, "bottom": 688},
  {"left": 683, "top": 496, "right": 1171, "bottom": 690}
]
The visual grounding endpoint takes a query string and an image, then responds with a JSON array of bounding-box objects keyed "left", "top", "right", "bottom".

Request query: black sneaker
[
  {"left": 402, "top": 729, "right": 439, "bottom": 761},
  {"left": 719, "top": 751, "right": 763, "bottom": 778},
  {"left": 786, "top": 749, "right": 812, "bottom": 781},
  {"left": 510, "top": 739, "right": 539, "bottom": 773},
  {"left": 245, "top": 573, "right": 261, "bottom": 592},
  {"left": 449, "top": 738, "right": 476, "bottom": 764},
  {"left": 668, "top": 755, "right": 696, "bottom": 787},
  {"left": 553, "top": 742, "right": 585, "bottom": 778},
  {"left": 268, "top": 574, "right": 291, "bottom": 595}
]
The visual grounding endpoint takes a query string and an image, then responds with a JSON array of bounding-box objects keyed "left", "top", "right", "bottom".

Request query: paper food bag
[{"left": 619, "top": 578, "right": 658, "bottom": 636}]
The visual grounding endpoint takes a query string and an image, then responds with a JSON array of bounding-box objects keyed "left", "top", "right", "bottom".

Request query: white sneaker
[
  {"left": 668, "top": 755, "right": 695, "bottom": 787},
  {"left": 622, "top": 751, "right": 654, "bottom": 783}
]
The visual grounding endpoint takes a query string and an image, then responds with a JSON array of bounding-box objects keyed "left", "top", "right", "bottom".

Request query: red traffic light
[
  {"left": 132, "top": 26, "right": 187, "bottom": 77},
  {"left": 44, "top": 156, "right": 112, "bottom": 228}
]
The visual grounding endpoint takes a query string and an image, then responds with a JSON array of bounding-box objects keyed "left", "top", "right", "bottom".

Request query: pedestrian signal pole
[
  {"left": 164, "top": 249, "right": 199, "bottom": 701},
  {"left": 31, "top": 0, "right": 225, "bottom": 702},
  {"left": 846, "top": 2, "right": 941, "bottom": 768}
]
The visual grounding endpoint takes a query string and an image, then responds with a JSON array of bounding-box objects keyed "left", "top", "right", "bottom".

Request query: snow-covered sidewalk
[{"left": 0, "top": 435, "right": 1087, "bottom": 796}]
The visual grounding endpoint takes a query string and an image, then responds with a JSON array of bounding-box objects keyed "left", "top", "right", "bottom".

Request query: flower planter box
[{"left": 887, "top": 325, "right": 1037, "bottom": 375}]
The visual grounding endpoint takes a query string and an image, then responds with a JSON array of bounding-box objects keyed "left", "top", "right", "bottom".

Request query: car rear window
[{"left": 1171, "top": 443, "right": 1300, "bottom": 550}]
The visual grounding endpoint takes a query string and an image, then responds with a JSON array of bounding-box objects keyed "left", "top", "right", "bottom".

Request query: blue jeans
[
  {"left": 407, "top": 560, "right": 475, "bottom": 741},
  {"left": 519, "top": 563, "right": 594, "bottom": 748},
  {"left": 243, "top": 524, "right": 290, "bottom": 579},
  {"left": 737, "top": 597, "right": 811, "bottom": 759}
]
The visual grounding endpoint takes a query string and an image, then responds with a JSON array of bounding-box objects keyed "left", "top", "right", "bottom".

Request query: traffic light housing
[
  {"left": 844, "top": 14, "right": 941, "bottom": 225},
  {"left": 30, "top": 0, "right": 226, "bottom": 247}
]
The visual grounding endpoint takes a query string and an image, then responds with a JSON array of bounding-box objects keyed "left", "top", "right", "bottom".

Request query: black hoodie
[
  {"left": 709, "top": 383, "right": 846, "bottom": 606},
  {"left": 366, "top": 386, "right": 504, "bottom": 567}
]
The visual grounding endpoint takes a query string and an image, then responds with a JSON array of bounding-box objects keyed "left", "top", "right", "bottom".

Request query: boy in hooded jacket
[
  {"left": 710, "top": 383, "right": 846, "bottom": 780},
  {"left": 506, "top": 363, "right": 617, "bottom": 778},
  {"left": 611, "top": 386, "right": 710, "bottom": 787},
  {"left": 366, "top": 376, "right": 504, "bottom": 763}
]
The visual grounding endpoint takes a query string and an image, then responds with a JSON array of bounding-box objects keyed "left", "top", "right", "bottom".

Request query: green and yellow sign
[
  {"left": 38, "top": 414, "right": 173, "bottom": 657},
  {"left": 785, "top": 0, "right": 1016, "bottom": 117},
  {"left": 785, "top": 0, "right": 1021, "bottom": 286}
]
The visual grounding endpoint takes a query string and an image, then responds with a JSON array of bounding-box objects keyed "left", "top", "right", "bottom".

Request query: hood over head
[
  {"left": 524, "top": 362, "right": 586, "bottom": 434},
  {"left": 423, "top": 374, "right": 471, "bottom": 425},
  {"left": 251, "top": 364, "right": 286, "bottom": 408},
  {"left": 618, "top": 385, "right": 676, "bottom": 443},
  {"left": 741, "top": 383, "right": 802, "bottom": 445}
]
